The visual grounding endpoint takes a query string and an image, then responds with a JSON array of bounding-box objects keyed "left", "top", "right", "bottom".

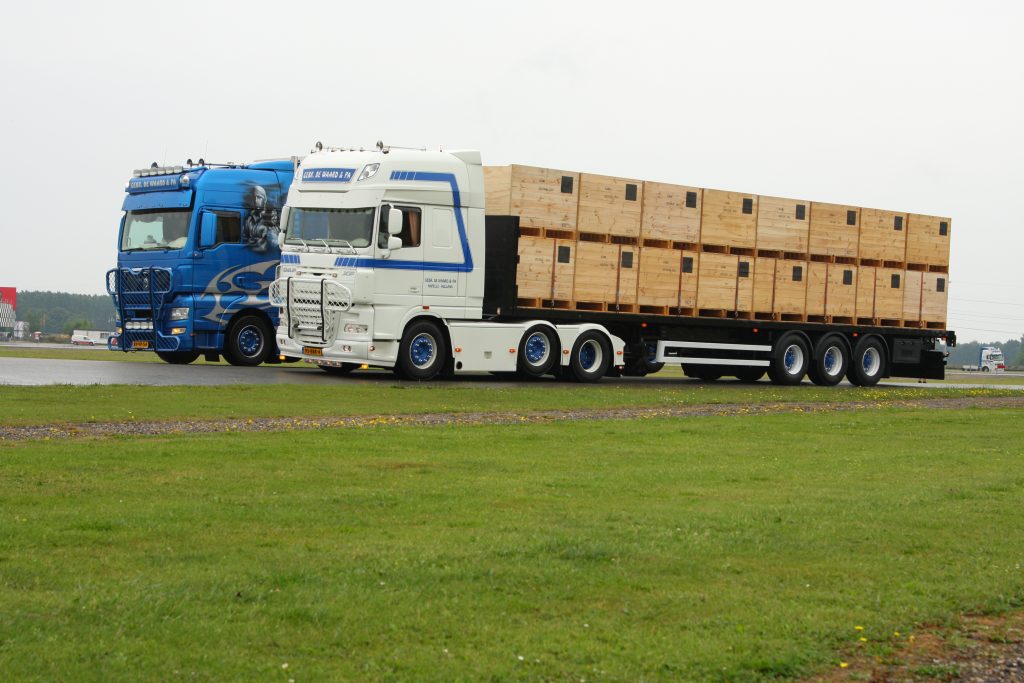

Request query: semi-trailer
[
  {"left": 108, "top": 158, "right": 295, "bottom": 365},
  {"left": 271, "top": 144, "right": 954, "bottom": 385}
]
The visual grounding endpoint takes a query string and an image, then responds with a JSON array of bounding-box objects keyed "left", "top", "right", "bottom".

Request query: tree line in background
[
  {"left": 16, "top": 291, "right": 115, "bottom": 335},
  {"left": 9, "top": 291, "right": 1024, "bottom": 368}
]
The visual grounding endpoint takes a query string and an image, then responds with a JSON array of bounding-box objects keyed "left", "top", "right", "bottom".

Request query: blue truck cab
[{"left": 107, "top": 159, "right": 295, "bottom": 365}]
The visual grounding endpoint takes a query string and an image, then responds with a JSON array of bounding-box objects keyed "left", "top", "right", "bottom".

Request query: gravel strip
[{"left": 3, "top": 395, "right": 1023, "bottom": 443}]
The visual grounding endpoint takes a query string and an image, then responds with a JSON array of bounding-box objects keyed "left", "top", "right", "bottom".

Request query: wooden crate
[
  {"left": 572, "top": 241, "right": 618, "bottom": 303},
  {"left": 857, "top": 265, "right": 877, "bottom": 318},
  {"left": 696, "top": 252, "right": 738, "bottom": 310},
  {"left": 483, "top": 165, "right": 580, "bottom": 231},
  {"left": 774, "top": 260, "right": 807, "bottom": 316},
  {"left": 806, "top": 262, "right": 828, "bottom": 316},
  {"left": 906, "top": 213, "right": 951, "bottom": 267},
  {"left": 552, "top": 239, "right": 576, "bottom": 300},
  {"left": 736, "top": 256, "right": 754, "bottom": 311},
  {"left": 920, "top": 273, "right": 948, "bottom": 324},
  {"left": 701, "top": 189, "right": 757, "bottom": 249},
  {"left": 578, "top": 173, "right": 643, "bottom": 238},
  {"left": 641, "top": 182, "right": 701, "bottom": 243},
  {"left": 638, "top": 247, "right": 682, "bottom": 308},
  {"left": 903, "top": 270, "right": 923, "bottom": 322},
  {"left": 826, "top": 264, "right": 857, "bottom": 318},
  {"left": 874, "top": 267, "right": 904, "bottom": 320},
  {"left": 756, "top": 196, "right": 809, "bottom": 253},
  {"left": 809, "top": 202, "right": 860, "bottom": 258},
  {"left": 516, "top": 235, "right": 554, "bottom": 299},
  {"left": 859, "top": 208, "right": 908, "bottom": 262},
  {"left": 753, "top": 258, "right": 776, "bottom": 312},
  {"left": 680, "top": 251, "right": 700, "bottom": 308}
]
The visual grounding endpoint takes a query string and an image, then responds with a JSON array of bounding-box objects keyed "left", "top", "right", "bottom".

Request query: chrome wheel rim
[
  {"left": 862, "top": 347, "right": 881, "bottom": 376},
  {"left": 823, "top": 346, "right": 843, "bottom": 377}
]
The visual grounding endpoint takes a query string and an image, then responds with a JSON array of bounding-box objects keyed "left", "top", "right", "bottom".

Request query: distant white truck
[{"left": 961, "top": 346, "right": 1005, "bottom": 372}]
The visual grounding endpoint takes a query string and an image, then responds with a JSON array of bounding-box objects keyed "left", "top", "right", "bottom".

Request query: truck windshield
[
  {"left": 285, "top": 207, "right": 375, "bottom": 249},
  {"left": 122, "top": 209, "right": 192, "bottom": 251}
]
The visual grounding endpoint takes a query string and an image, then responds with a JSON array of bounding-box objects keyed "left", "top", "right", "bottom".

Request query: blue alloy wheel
[{"left": 410, "top": 333, "right": 436, "bottom": 368}]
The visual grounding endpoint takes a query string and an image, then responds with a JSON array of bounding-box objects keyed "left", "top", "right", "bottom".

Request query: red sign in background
[{"left": 0, "top": 287, "right": 16, "bottom": 311}]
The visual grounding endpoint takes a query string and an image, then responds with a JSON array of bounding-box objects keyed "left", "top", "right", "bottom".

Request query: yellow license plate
[
  {"left": 132, "top": 341, "right": 150, "bottom": 349},
  {"left": 303, "top": 346, "right": 323, "bottom": 356}
]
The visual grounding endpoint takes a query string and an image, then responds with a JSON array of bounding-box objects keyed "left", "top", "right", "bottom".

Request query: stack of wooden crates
[{"left": 484, "top": 165, "right": 950, "bottom": 329}]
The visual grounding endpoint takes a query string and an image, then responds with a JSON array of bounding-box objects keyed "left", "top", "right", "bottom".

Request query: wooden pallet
[
  {"left": 670, "top": 306, "right": 697, "bottom": 317},
  {"left": 542, "top": 299, "right": 573, "bottom": 310},
  {"left": 516, "top": 297, "right": 543, "bottom": 309}
]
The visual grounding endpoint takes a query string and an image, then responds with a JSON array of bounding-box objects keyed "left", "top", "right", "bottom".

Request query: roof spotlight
[{"left": 314, "top": 141, "right": 323, "bottom": 152}]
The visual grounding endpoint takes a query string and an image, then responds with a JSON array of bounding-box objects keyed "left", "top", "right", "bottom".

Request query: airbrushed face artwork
[{"left": 242, "top": 184, "right": 283, "bottom": 252}]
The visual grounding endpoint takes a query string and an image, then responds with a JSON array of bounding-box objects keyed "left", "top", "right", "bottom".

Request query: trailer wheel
[
  {"left": 397, "top": 320, "right": 447, "bottom": 381},
  {"left": 156, "top": 351, "right": 200, "bottom": 365},
  {"left": 734, "top": 367, "right": 766, "bottom": 383},
  {"left": 569, "top": 331, "right": 611, "bottom": 383},
  {"left": 808, "top": 335, "right": 849, "bottom": 387},
  {"left": 224, "top": 315, "right": 273, "bottom": 366},
  {"left": 683, "top": 365, "right": 723, "bottom": 381},
  {"left": 517, "top": 325, "right": 558, "bottom": 378},
  {"left": 847, "top": 336, "right": 887, "bottom": 387},
  {"left": 319, "top": 364, "right": 357, "bottom": 375},
  {"left": 768, "top": 333, "right": 810, "bottom": 385}
]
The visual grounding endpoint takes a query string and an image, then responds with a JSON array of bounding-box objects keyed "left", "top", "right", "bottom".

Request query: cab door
[
  {"left": 372, "top": 204, "right": 424, "bottom": 336},
  {"left": 421, "top": 206, "right": 465, "bottom": 316}
]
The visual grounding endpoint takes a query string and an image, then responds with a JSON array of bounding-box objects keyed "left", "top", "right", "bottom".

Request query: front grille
[{"left": 270, "top": 277, "right": 352, "bottom": 343}]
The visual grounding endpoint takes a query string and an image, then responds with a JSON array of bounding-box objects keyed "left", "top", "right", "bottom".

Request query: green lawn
[
  {"left": 2, "top": 408, "right": 1023, "bottom": 681},
  {"left": 0, "top": 382, "right": 1016, "bottom": 427}
]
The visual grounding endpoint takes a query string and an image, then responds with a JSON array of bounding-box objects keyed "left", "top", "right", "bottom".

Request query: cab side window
[
  {"left": 215, "top": 211, "right": 242, "bottom": 245},
  {"left": 378, "top": 205, "right": 423, "bottom": 248}
]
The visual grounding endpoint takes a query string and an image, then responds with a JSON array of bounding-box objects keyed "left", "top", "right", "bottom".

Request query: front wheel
[
  {"left": 224, "top": 315, "right": 274, "bottom": 366},
  {"left": 847, "top": 337, "right": 887, "bottom": 387},
  {"left": 396, "top": 320, "right": 448, "bottom": 381},
  {"left": 569, "top": 331, "right": 611, "bottom": 383},
  {"left": 156, "top": 350, "right": 200, "bottom": 365}
]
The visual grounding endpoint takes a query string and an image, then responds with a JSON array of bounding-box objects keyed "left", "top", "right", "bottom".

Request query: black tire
[
  {"left": 734, "top": 367, "right": 766, "bottom": 383},
  {"left": 396, "top": 320, "right": 447, "bottom": 381},
  {"left": 156, "top": 350, "right": 200, "bottom": 365},
  {"left": 768, "top": 333, "right": 810, "bottom": 385},
  {"left": 319, "top": 364, "right": 357, "bottom": 375},
  {"left": 807, "top": 335, "right": 850, "bottom": 387},
  {"left": 517, "top": 325, "right": 558, "bottom": 378},
  {"left": 981, "top": 366, "right": 991, "bottom": 373},
  {"left": 847, "top": 336, "right": 887, "bottom": 387},
  {"left": 568, "top": 331, "right": 611, "bottom": 383},
  {"left": 624, "top": 341, "right": 665, "bottom": 377},
  {"left": 224, "top": 315, "right": 274, "bottom": 366},
  {"left": 683, "top": 365, "right": 723, "bottom": 381}
]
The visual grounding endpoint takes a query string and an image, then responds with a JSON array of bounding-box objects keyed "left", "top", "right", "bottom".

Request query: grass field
[
  {"left": 0, "top": 382, "right": 1017, "bottom": 427},
  {"left": 2, "top": 402, "right": 1024, "bottom": 681}
]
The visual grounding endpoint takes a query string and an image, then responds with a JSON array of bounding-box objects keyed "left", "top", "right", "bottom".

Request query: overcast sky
[{"left": 1, "top": 1, "right": 1021, "bottom": 342}]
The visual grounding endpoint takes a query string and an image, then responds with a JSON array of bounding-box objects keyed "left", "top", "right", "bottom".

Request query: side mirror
[
  {"left": 199, "top": 211, "right": 217, "bottom": 248},
  {"left": 387, "top": 235, "right": 402, "bottom": 251},
  {"left": 388, "top": 207, "right": 403, "bottom": 235}
]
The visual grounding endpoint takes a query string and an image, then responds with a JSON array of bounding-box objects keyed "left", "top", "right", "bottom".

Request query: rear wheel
[
  {"left": 156, "top": 351, "right": 200, "bottom": 365},
  {"left": 569, "top": 331, "right": 611, "bottom": 383},
  {"left": 847, "top": 336, "right": 887, "bottom": 387},
  {"left": 224, "top": 315, "right": 273, "bottom": 366},
  {"left": 768, "top": 333, "right": 810, "bottom": 385},
  {"left": 808, "top": 335, "right": 849, "bottom": 387},
  {"left": 517, "top": 325, "right": 558, "bottom": 378},
  {"left": 396, "top": 320, "right": 447, "bottom": 381},
  {"left": 624, "top": 341, "right": 664, "bottom": 377}
]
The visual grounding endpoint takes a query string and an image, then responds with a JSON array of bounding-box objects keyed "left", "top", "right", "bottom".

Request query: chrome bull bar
[{"left": 270, "top": 277, "right": 352, "bottom": 343}]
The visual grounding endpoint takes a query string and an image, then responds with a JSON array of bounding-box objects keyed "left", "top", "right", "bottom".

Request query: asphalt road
[{"left": 2, "top": 354, "right": 1023, "bottom": 388}]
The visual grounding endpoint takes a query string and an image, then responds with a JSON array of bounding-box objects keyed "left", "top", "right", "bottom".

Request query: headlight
[
  {"left": 343, "top": 323, "right": 368, "bottom": 334},
  {"left": 169, "top": 307, "right": 190, "bottom": 321}
]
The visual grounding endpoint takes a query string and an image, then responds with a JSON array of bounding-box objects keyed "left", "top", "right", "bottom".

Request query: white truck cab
[{"left": 271, "top": 144, "right": 624, "bottom": 380}]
